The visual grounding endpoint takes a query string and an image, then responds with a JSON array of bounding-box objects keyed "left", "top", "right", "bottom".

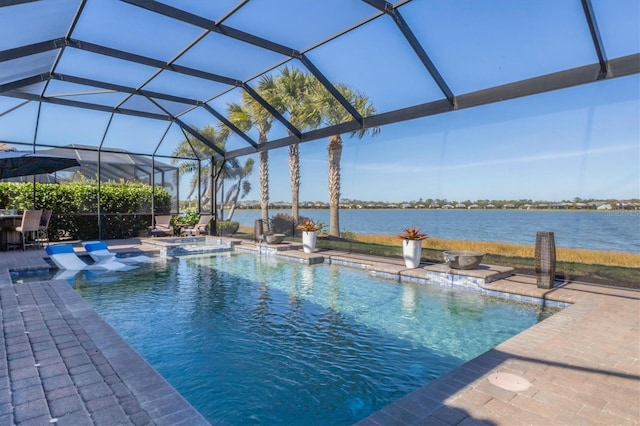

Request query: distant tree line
[{"left": 234, "top": 198, "right": 640, "bottom": 210}]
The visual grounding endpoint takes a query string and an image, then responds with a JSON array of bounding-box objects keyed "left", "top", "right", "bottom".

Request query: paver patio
[
  {"left": 0, "top": 239, "right": 638, "bottom": 425},
  {"left": 0, "top": 245, "right": 207, "bottom": 425}
]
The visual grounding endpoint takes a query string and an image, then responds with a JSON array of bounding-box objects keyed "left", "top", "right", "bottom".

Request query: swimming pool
[{"left": 70, "top": 253, "right": 559, "bottom": 425}]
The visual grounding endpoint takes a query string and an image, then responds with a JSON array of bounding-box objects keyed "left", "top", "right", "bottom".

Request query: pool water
[{"left": 71, "top": 253, "right": 559, "bottom": 425}]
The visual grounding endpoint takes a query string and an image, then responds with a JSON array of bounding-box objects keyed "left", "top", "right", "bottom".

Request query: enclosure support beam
[
  {"left": 226, "top": 53, "right": 640, "bottom": 159},
  {"left": 173, "top": 119, "right": 226, "bottom": 157},
  {"left": 581, "top": 0, "right": 608, "bottom": 76},
  {"left": 362, "top": 0, "right": 455, "bottom": 105}
]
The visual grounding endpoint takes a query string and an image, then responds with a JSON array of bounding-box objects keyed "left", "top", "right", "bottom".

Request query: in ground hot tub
[
  {"left": 141, "top": 236, "right": 233, "bottom": 256},
  {"left": 443, "top": 251, "right": 485, "bottom": 270}
]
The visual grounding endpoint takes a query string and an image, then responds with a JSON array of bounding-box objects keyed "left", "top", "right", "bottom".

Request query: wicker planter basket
[{"left": 535, "top": 231, "right": 556, "bottom": 289}]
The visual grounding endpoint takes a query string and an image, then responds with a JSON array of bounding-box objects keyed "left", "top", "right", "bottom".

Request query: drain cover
[{"left": 488, "top": 372, "right": 531, "bottom": 391}]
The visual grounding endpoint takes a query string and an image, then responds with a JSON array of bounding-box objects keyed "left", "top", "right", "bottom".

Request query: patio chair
[
  {"left": 45, "top": 244, "right": 136, "bottom": 271},
  {"left": 181, "top": 214, "right": 213, "bottom": 236},
  {"left": 10, "top": 209, "right": 42, "bottom": 250},
  {"left": 150, "top": 215, "right": 173, "bottom": 237},
  {"left": 37, "top": 209, "right": 52, "bottom": 246}
]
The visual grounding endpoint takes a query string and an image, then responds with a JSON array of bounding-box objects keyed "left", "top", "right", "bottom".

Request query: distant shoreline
[
  {"left": 230, "top": 200, "right": 639, "bottom": 211},
  {"left": 230, "top": 207, "right": 639, "bottom": 213}
]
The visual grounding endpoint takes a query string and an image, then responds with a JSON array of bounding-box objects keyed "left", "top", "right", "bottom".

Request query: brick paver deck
[
  {"left": 358, "top": 278, "right": 640, "bottom": 425},
  {"left": 0, "top": 239, "right": 638, "bottom": 425},
  {"left": 0, "top": 246, "right": 207, "bottom": 425}
]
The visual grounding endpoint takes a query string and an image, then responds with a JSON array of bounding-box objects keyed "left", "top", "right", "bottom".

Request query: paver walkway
[
  {"left": 358, "top": 278, "right": 640, "bottom": 425},
  {"left": 0, "top": 240, "right": 638, "bottom": 425},
  {"left": 0, "top": 247, "right": 208, "bottom": 425}
]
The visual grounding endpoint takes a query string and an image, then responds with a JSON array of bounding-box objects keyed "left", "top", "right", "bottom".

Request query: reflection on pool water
[{"left": 71, "top": 253, "right": 559, "bottom": 425}]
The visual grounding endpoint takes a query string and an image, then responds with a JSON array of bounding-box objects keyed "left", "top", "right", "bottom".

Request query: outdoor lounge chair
[
  {"left": 180, "top": 214, "right": 213, "bottom": 236},
  {"left": 45, "top": 244, "right": 136, "bottom": 271},
  {"left": 84, "top": 241, "right": 152, "bottom": 264},
  {"left": 51, "top": 268, "right": 83, "bottom": 281},
  {"left": 150, "top": 215, "right": 173, "bottom": 237}
]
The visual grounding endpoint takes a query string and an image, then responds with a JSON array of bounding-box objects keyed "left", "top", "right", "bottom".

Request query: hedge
[{"left": 0, "top": 181, "right": 171, "bottom": 241}]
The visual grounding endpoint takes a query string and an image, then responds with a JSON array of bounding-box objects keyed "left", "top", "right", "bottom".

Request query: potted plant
[
  {"left": 397, "top": 227, "right": 428, "bottom": 268},
  {"left": 296, "top": 219, "right": 322, "bottom": 253}
]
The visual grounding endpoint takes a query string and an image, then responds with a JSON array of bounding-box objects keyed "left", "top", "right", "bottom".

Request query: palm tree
[
  {"left": 309, "top": 82, "right": 379, "bottom": 236},
  {"left": 223, "top": 157, "right": 254, "bottom": 220},
  {"left": 226, "top": 77, "right": 279, "bottom": 225},
  {"left": 171, "top": 125, "right": 225, "bottom": 207},
  {"left": 273, "top": 67, "right": 316, "bottom": 222},
  {"left": 171, "top": 125, "right": 253, "bottom": 215}
]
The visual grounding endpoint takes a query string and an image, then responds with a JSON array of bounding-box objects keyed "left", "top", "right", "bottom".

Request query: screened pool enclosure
[{"left": 0, "top": 0, "right": 638, "bottom": 239}]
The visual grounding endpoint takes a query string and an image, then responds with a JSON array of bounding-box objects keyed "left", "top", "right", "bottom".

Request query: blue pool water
[{"left": 71, "top": 253, "right": 558, "bottom": 425}]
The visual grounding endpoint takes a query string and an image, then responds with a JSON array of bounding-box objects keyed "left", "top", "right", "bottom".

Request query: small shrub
[
  {"left": 340, "top": 230, "right": 357, "bottom": 240},
  {"left": 217, "top": 220, "right": 239, "bottom": 235},
  {"left": 172, "top": 210, "right": 200, "bottom": 227},
  {"left": 270, "top": 213, "right": 296, "bottom": 236}
]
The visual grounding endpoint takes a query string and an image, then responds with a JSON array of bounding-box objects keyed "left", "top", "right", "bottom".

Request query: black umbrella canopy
[{"left": 0, "top": 151, "right": 80, "bottom": 179}]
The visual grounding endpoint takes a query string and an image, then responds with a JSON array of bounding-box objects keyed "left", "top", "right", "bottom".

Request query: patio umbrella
[{"left": 0, "top": 151, "right": 80, "bottom": 179}]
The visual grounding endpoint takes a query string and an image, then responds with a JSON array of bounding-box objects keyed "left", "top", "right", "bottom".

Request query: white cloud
[{"left": 345, "top": 143, "right": 639, "bottom": 174}]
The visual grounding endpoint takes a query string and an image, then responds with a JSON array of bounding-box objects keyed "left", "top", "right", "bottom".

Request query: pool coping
[
  {"left": 235, "top": 239, "right": 572, "bottom": 307},
  {"left": 1, "top": 239, "right": 639, "bottom": 425}
]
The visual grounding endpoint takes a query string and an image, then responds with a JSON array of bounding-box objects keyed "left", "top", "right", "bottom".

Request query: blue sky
[
  {"left": 244, "top": 74, "right": 639, "bottom": 203},
  {"left": 206, "top": 0, "right": 640, "bottom": 203},
  {"left": 0, "top": 0, "right": 638, "bottom": 204}
]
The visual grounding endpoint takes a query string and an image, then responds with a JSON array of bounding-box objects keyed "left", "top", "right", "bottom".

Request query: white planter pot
[
  {"left": 402, "top": 239, "right": 422, "bottom": 268},
  {"left": 302, "top": 231, "right": 317, "bottom": 253}
]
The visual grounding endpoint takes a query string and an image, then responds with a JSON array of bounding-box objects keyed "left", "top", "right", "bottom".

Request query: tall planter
[
  {"left": 302, "top": 231, "right": 317, "bottom": 253},
  {"left": 535, "top": 231, "right": 556, "bottom": 288},
  {"left": 402, "top": 239, "right": 422, "bottom": 268}
]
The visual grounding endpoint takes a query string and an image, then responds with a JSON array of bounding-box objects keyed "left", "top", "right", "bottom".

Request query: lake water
[{"left": 227, "top": 209, "right": 640, "bottom": 253}]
